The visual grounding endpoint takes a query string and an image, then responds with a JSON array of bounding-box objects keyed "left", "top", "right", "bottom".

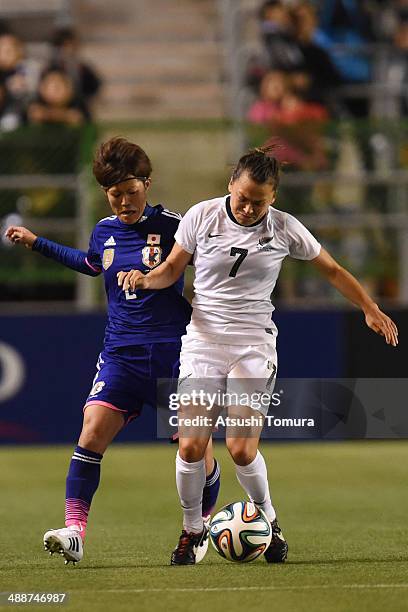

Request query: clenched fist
[
  {"left": 5, "top": 226, "right": 37, "bottom": 249},
  {"left": 117, "top": 269, "right": 148, "bottom": 292}
]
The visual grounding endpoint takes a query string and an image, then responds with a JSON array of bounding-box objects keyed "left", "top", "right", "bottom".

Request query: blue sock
[
  {"left": 202, "top": 458, "right": 221, "bottom": 519},
  {"left": 65, "top": 445, "right": 103, "bottom": 536}
]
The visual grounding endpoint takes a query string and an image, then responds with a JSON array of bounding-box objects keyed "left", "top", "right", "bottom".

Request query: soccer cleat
[
  {"left": 170, "top": 524, "right": 209, "bottom": 566},
  {"left": 43, "top": 526, "right": 83, "bottom": 565},
  {"left": 195, "top": 517, "right": 210, "bottom": 563},
  {"left": 264, "top": 518, "right": 288, "bottom": 563}
]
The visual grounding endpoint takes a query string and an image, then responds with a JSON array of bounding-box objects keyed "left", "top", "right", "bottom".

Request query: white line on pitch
[{"left": 82, "top": 584, "right": 408, "bottom": 594}]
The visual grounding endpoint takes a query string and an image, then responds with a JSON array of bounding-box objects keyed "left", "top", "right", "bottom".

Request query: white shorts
[{"left": 178, "top": 335, "right": 277, "bottom": 416}]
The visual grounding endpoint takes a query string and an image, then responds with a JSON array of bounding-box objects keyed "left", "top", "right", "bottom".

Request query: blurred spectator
[
  {"left": 396, "top": 0, "right": 408, "bottom": 22},
  {"left": 314, "top": 0, "right": 374, "bottom": 116},
  {"left": 248, "top": 70, "right": 328, "bottom": 123},
  {"left": 0, "top": 77, "right": 22, "bottom": 132},
  {"left": 315, "top": 0, "right": 373, "bottom": 82},
  {"left": 247, "top": 1, "right": 302, "bottom": 92},
  {"left": 291, "top": 2, "right": 342, "bottom": 109},
  {"left": 47, "top": 27, "right": 101, "bottom": 112},
  {"left": 247, "top": 70, "right": 329, "bottom": 170},
  {"left": 0, "top": 32, "right": 40, "bottom": 106},
  {"left": 26, "top": 69, "right": 90, "bottom": 127},
  {"left": 386, "top": 17, "right": 408, "bottom": 116},
  {"left": 249, "top": 1, "right": 342, "bottom": 114},
  {"left": 258, "top": 0, "right": 303, "bottom": 71}
]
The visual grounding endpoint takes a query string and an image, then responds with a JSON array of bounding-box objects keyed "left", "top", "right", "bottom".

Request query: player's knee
[
  {"left": 79, "top": 427, "right": 105, "bottom": 453},
  {"left": 226, "top": 440, "right": 256, "bottom": 466},
  {"left": 179, "top": 439, "right": 206, "bottom": 462},
  {"left": 80, "top": 405, "right": 124, "bottom": 452},
  {"left": 79, "top": 420, "right": 110, "bottom": 453}
]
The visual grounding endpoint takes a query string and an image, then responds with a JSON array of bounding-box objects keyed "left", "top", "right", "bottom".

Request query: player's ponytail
[{"left": 231, "top": 142, "right": 281, "bottom": 190}]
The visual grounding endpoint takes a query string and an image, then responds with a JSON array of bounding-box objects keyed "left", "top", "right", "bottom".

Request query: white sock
[
  {"left": 235, "top": 450, "right": 276, "bottom": 522},
  {"left": 175, "top": 451, "right": 206, "bottom": 533}
]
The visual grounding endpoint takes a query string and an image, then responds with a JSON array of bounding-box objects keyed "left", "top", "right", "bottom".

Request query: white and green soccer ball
[{"left": 209, "top": 501, "right": 272, "bottom": 562}]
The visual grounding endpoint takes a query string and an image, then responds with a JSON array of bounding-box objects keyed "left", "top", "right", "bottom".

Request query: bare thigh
[{"left": 78, "top": 404, "right": 125, "bottom": 454}]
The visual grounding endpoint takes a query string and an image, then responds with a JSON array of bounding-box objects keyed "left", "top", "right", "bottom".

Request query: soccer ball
[{"left": 209, "top": 501, "right": 272, "bottom": 562}]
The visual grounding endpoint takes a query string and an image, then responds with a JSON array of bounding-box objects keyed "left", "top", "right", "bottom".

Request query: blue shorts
[{"left": 84, "top": 342, "right": 181, "bottom": 423}]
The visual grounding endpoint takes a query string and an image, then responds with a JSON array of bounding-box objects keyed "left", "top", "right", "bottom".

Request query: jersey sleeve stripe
[
  {"left": 162, "top": 209, "right": 182, "bottom": 220},
  {"left": 97, "top": 215, "right": 117, "bottom": 223},
  {"left": 85, "top": 257, "right": 101, "bottom": 273}
]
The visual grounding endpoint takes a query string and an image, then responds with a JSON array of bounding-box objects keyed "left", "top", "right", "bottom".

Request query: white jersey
[{"left": 174, "top": 195, "right": 321, "bottom": 345}]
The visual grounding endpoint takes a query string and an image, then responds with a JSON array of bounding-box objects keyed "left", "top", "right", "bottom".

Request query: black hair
[
  {"left": 231, "top": 144, "right": 281, "bottom": 190},
  {"left": 0, "top": 20, "right": 12, "bottom": 36},
  {"left": 51, "top": 27, "right": 77, "bottom": 48}
]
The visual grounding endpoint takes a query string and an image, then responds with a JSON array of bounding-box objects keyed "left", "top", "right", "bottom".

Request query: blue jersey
[
  {"left": 86, "top": 204, "right": 191, "bottom": 348},
  {"left": 34, "top": 204, "right": 192, "bottom": 349}
]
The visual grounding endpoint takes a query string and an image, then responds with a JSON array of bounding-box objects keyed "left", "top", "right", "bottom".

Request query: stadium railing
[{"left": 0, "top": 124, "right": 97, "bottom": 310}]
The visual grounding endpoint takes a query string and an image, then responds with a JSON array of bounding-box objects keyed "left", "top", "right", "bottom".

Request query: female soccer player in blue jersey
[
  {"left": 5, "top": 137, "right": 220, "bottom": 565},
  {"left": 118, "top": 145, "right": 399, "bottom": 566}
]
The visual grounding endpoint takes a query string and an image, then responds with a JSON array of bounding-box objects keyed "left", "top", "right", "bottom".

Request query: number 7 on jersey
[{"left": 229, "top": 247, "right": 248, "bottom": 278}]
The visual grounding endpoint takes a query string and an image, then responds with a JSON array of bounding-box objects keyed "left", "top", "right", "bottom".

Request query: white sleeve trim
[
  {"left": 97, "top": 215, "right": 117, "bottom": 224},
  {"left": 162, "top": 209, "right": 182, "bottom": 220}
]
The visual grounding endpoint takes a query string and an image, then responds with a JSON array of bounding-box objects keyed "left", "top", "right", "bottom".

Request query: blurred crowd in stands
[
  {"left": 247, "top": 0, "right": 408, "bottom": 168},
  {"left": 245, "top": 1, "right": 408, "bottom": 300},
  {"left": 0, "top": 22, "right": 101, "bottom": 132}
]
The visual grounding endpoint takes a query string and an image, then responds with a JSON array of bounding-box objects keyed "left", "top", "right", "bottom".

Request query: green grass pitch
[{"left": 1, "top": 442, "right": 408, "bottom": 612}]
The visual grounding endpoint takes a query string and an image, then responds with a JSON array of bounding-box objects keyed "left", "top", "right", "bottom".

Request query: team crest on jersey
[
  {"left": 257, "top": 236, "right": 275, "bottom": 251},
  {"left": 102, "top": 248, "right": 115, "bottom": 269},
  {"left": 142, "top": 245, "right": 162, "bottom": 268}
]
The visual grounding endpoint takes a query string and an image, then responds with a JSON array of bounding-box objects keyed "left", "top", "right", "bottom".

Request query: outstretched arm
[
  {"left": 311, "top": 248, "right": 398, "bottom": 346},
  {"left": 5, "top": 226, "right": 101, "bottom": 277},
  {"left": 117, "top": 243, "right": 192, "bottom": 291}
]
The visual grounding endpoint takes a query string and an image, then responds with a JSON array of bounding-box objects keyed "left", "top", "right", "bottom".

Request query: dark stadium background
[{"left": 0, "top": 4, "right": 408, "bottom": 611}]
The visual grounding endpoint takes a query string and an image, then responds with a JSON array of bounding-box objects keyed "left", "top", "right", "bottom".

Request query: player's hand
[
  {"left": 364, "top": 304, "right": 398, "bottom": 347},
  {"left": 5, "top": 226, "right": 37, "bottom": 249},
  {"left": 117, "top": 270, "right": 147, "bottom": 292}
]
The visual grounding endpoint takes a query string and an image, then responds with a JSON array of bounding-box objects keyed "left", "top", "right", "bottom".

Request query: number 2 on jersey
[
  {"left": 229, "top": 247, "right": 248, "bottom": 278},
  {"left": 125, "top": 289, "right": 137, "bottom": 300}
]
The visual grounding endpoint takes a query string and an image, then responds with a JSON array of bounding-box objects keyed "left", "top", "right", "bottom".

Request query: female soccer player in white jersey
[{"left": 117, "top": 145, "right": 399, "bottom": 565}]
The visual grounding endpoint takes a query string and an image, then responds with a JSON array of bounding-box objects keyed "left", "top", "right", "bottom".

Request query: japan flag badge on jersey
[
  {"left": 142, "top": 245, "right": 162, "bottom": 269},
  {"left": 147, "top": 233, "right": 161, "bottom": 245}
]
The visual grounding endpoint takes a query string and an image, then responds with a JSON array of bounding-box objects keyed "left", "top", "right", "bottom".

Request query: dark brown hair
[
  {"left": 93, "top": 137, "right": 152, "bottom": 188},
  {"left": 259, "top": 0, "right": 284, "bottom": 21},
  {"left": 51, "top": 26, "right": 77, "bottom": 48},
  {"left": 231, "top": 144, "right": 281, "bottom": 190}
]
